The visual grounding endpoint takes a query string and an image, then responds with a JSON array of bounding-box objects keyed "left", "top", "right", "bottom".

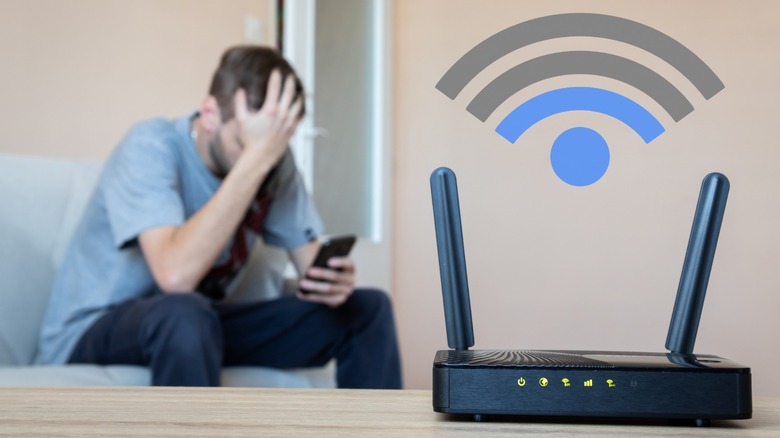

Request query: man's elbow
[{"left": 154, "top": 268, "right": 198, "bottom": 294}]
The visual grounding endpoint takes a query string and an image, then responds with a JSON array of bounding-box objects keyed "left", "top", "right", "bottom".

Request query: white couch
[{"left": 0, "top": 152, "right": 334, "bottom": 387}]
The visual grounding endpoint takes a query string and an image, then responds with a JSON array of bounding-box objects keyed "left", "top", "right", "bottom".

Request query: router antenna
[
  {"left": 666, "top": 173, "right": 730, "bottom": 355},
  {"left": 431, "top": 167, "right": 475, "bottom": 351}
]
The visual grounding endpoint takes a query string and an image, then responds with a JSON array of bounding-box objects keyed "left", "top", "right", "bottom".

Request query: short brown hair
[{"left": 208, "top": 45, "right": 305, "bottom": 122}]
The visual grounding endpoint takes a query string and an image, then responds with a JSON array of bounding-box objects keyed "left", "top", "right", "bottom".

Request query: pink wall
[{"left": 0, "top": 0, "right": 273, "bottom": 160}]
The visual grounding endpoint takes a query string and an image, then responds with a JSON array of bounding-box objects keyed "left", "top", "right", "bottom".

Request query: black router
[{"left": 430, "top": 168, "right": 751, "bottom": 426}]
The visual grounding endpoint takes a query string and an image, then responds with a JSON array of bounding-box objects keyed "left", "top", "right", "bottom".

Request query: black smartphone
[{"left": 299, "top": 235, "right": 357, "bottom": 294}]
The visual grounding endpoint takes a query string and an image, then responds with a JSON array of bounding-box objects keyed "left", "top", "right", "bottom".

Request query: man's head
[
  {"left": 208, "top": 45, "right": 305, "bottom": 122},
  {"left": 197, "top": 46, "right": 305, "bottom": 176}
]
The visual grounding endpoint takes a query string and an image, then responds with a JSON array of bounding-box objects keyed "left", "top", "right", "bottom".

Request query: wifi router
[{"left": 430, "top": 168, "right": 751, "bottom": 426}]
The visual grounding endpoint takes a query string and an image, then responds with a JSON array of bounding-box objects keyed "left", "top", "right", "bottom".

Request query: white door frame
[{"left": 282, "top": 0, "right": 394, "bottom": 293}]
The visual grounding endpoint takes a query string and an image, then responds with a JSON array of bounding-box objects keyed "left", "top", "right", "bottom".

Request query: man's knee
[
  {"left": 345, "top": 288, "right": 395, "bottom": 326},
  {"left": 351, "top": 287, "right": 390, "bottom": 308},
  {"left": 141, "top": 293, "right": 222, "bottom": 353}
]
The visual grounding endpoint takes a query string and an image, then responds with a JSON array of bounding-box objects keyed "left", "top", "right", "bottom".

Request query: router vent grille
[{"left": 436, "top": 350, "right": 614, "bottom": 368}]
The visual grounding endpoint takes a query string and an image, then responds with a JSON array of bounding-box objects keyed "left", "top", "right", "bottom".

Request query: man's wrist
[{"left": 234, "top": 147, "right": 278, "bottom": 180}]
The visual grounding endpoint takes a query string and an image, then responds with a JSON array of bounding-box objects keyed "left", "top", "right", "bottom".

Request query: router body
[
  {"left": 433, "top": 350, "right": 751, "bottom": 421},
  {"left": 429, "top": 168, "right": 752, "bottom": 425}
]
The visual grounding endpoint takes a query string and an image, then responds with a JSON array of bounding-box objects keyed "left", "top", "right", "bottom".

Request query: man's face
[{"left": 208, "top": 118, "right": 244, "bottom": 177}]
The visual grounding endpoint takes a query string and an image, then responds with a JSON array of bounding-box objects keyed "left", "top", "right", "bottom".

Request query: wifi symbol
[{"left": 436, "top": 13, "right": 724, "bottom": 186}]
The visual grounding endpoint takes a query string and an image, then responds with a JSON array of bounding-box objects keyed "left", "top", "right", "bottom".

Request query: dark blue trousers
[{"left": 68, "top": 289, "right": 402, "bottom": 388}]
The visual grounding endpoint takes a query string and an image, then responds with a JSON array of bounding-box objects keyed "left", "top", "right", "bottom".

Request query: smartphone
[{"left": 299, "top": 235, "right": 357, "bottom": 294}]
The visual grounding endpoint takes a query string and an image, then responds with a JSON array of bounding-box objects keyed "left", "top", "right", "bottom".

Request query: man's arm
[
  {"left": 138, "top": 160, "right": 272, "bottom": 293},
  {"left": 289, "top": 240, "right": 356, "bottom": 308},
  {"left": 140, "top": 71, "right": 302, "bottom": 293},
  {"left": 288, "top": 240, "right": 320, "bottom": 277}
]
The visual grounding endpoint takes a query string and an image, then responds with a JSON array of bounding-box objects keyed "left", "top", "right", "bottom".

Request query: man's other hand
[{"left": 297, "top": 257, "right": 355, "bottom": 308}]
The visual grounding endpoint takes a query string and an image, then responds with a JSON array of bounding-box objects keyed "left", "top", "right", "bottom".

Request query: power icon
[
  {"left": 517, "top": 378, "right": 526, "bottom": 387},
  {"left": 539, "top": 377, "right": 549, "bottom": 387}
]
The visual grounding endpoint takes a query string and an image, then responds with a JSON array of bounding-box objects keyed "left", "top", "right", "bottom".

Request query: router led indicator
[
  {"left": 584, "top": 379, "right": 593, "bottom": 387},
  {"left": 562, "top": 378, "right": 571, "bottom": 387},
  {"left": 607, "top": 379, "right": 616, "bottom": 388},
  {"left": 539, "top": 377, "right": 549, "bottom": 387},
  {"left": 517, "top": 378, "right": 526, "bottom": 387}
]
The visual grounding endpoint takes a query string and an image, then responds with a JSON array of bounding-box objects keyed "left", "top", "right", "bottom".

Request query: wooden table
[{"left": 0, "top": 387, "right": 778, "bottom": 437}]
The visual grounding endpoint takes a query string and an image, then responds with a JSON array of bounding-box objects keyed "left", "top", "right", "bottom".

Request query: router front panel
[
  {"left": 434, "top": 366, "right": 751, "bottom": 419},
  {"left": 433, "top": 350, "right": 752, "bottom": 419}
]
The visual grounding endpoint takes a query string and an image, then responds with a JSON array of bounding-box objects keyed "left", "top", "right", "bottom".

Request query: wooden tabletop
[{"left": 0, "top": 387, "right": 777, "bottom": 437}]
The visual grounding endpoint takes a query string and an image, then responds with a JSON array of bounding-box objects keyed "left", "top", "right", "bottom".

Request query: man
[{"left": 36, "top": 46, "right": 402, "bottom": 389}]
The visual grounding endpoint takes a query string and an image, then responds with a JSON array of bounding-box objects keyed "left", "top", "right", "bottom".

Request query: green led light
[
  {"left": 539, "top": 377, "right": 549, "bottom": 387},
  {"left": 517, "top": 377, "right": 526, "bottom": 387}
]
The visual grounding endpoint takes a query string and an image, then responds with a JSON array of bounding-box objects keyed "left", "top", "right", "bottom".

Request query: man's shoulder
[
  {"left": 113, "top": 115, "right": 188, "bottom": 164},
  {"left": 125, "top": 116, "right": 182, "bottom": 144}
]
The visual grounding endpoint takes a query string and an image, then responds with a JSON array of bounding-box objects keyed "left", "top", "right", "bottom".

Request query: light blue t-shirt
[{"left": 36, "top": 113, "right": 322, "bottom": 365}]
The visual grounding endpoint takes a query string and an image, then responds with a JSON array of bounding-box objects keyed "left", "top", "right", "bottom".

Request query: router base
[{"left": 433, "top": 349, "right": 752, "bottom": 423}]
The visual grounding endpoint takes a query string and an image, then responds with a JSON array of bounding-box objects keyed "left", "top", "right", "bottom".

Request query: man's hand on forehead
[{"left": 232, "top": 69, "right": 303, "bottom": 167}]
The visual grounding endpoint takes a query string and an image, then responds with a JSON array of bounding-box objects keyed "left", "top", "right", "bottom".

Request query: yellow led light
[
  {"left": 517, "top": 377, "right": 526, "bottom": 387},
  {"left": 539, "top": 377, "right": 549, "bottom": 387}
]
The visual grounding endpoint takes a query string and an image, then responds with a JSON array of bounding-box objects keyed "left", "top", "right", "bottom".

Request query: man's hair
[{"left": 209, "top": 45, "right": 305, "bottom": 122}]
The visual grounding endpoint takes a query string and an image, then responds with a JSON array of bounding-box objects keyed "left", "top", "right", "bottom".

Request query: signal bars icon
[
  {"left": 584, "top": 379, "right": 594, "bottom": 387},
  {"left": 436, "top": 13, "right": 724, "bottom": 186}
]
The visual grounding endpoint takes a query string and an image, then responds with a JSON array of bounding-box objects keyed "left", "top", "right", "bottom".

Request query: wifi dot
[{"left": 550, "top": 127, "right": 610, "bottom": 186}]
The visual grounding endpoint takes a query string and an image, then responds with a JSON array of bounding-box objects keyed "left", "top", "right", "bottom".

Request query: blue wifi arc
[{"left": 436, "top": 13, "right": 724, "bottom": 186}]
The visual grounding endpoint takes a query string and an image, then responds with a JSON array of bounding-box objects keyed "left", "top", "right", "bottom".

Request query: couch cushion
[
  {"left": 0, "top": 153, "right": 101, "bottom": 365},
  {"left": 0, "top": 336, "right": 14, "bottom": 366},
  {"left": 0, "top": 365, "right": 149, "bottom": 386},
  {"left": 220, "top": 362, "right": 336, "bottom": 388},
  {"left": 0, "top": 363, "right": 336, "bottom": 388},
  {"left": 0, "top": 218, "right": 56, "bottom": 365}
]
